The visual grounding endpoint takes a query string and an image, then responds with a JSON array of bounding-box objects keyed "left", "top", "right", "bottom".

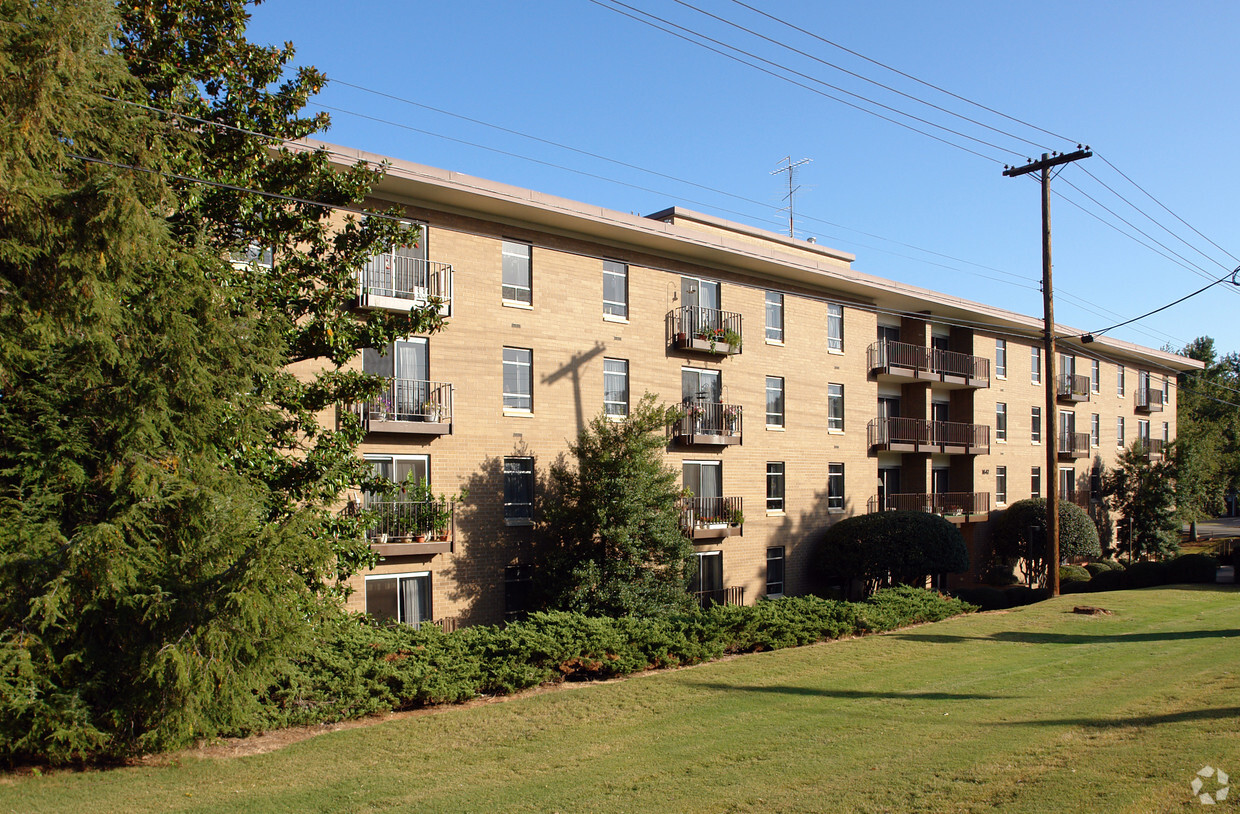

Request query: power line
[{"left": 1082, "top": 267, "right": 1240, "bottom": 341}]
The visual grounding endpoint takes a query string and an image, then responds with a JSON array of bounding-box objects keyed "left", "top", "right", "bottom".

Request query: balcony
[
  {"left": 1058, "top": 431, "right": 1090, "bottom": 460},
  {"left": 1135, "top": 388, "right": 1164, "bottom": 413},
  {"left": 356, "top": 379, "right": 452, "bottom": 435},
  {"left": 366, "top": 498, "right": 455, "bottom": 557},
  {"left": 680, "top": 496, "right": 743, "bottom": 540},
  {"left": 867, "top": 416, "right": 990, "bottom": 455},
  {"left": 1056, "top": 373, "right": 1090, "bottom": 403},
  {"left": 867, "top": 491, "right": 990, "bottom": 524},
  {"left": 357, "top": 253, "right": 452, "bottom": 314},
  {"left": 866, "top": 340, "right": 990, "bottom": 388},
  {"left": 673, "top": 401, "right": 742, "bottom": 446},
  {"left": 667, "top": 306, "right": 743, "bottom": 356},
  {"left": 1141, "top": 438, "right": 1167, "bottom": 460},
  {"left": 693, "top": 585, "right": 745, "bottom": 609}
]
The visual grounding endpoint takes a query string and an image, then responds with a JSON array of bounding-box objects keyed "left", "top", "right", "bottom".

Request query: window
[
  {"left": 690, "top": 551, "right": 723, "bottom": 599},
  {"left": 503, "top": 457, "right": 534, "bottom": 522},
  {"left": 995, "top": 339, "right": 1007, "bottom": 378},
  {"left": 827, "top": 383, "right": 844, "bottom": 431},
  {"left": 766, "top": 547, "right": 786, "bottom": 596},
  {"left": 1138, "top": 419, "right": 1150, "bottom": 444},
  {"left": 1117, "top": 416, "right": 1125, "bottom": 447},
  {"left": 766, "top": 376, "right": 785, "bottom": 427},
  {"left": 827, "top": 463, "right": 845, "bottom": 511},
  {"left": 1091, "top": 359, "right": 1101, "bottom": 393},
  {"left": 364, "top": 455, "right": 429, "bottom": 504},
  {"left": 603, "top": 358, "right": 628, "bottom": 417},
  {"left": 996, "top": 466, "right": 1007, "bottom": 505},
  {"left": 1163, "top": 376, "right": 1171, "bottom": 403},
  {"left": 683, "top": 460, "right": 723, "bottom": 501},
  {"left": 1031, "top": 346, "right": 1042, "bottom": 384},
  {"left": 1059, "top": 467, "right": 1075, "bottom": 500},
  {"left": 1117, "top": 365, "right": 1125, "bottom": 396},
  {"left": 827, "top": 303, "right": 844, "bottom": 352},
  {"left": 765, "top": 291, "right": 784, "bottom": 342},
  {"left": 996, "top": 402, "right": 1007, "bottom": 441},
  {"left": 502, "top": 347, "right": 532, "bottom": 411},
  {"left": 1163, "top": 422, "right": 1170, "bottom": 443},
  {"left": 1031, "top": 406, "right": 1041, "bottom": 443},
  {"left": 766, "top": 462, "right": 785, "bottom": 512},
  {"left": 501, "top": 239, "right": 531, "bottom": 304},
  {"left": 1031, "top": 466, "right": 1041, "bottom": 499},
  {"left": 504, "top": 564, "right": 534, "bottom": 622},
  {"left": 365, "top": 572, "right": 431, "bottom": 627},
  {"left": 1091, "top": 413, "right": 1100, "bottom": 447},
  {"left": 602, "top": 259, "right": 628, "bottom": 318}
]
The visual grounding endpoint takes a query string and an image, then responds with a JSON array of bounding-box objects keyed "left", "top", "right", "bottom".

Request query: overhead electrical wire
[{"left": 1082, "top": 267, "right": 1240, "bottom": 341}]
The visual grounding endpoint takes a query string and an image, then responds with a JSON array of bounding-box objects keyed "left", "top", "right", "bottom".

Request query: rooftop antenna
[{"left": 771, "top": 156, "right": 812, "bottom": 238}]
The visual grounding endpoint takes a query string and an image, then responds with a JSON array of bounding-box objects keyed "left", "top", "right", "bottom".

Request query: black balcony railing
[
  {"left": 667, "top": 306, "right": 743, "bottom": 354},
  {"left": 1139, "top": 437, "right": 1167, "bottom": 459},
  {"left": 356, "top": 378, "right": 452, "bottom": 430},
  {"left": 1056, "top": 373, "right": 1091, "bottom": 401},
  {"left": 1058, "top": 431, "right": 1090, "bottom": 458},
  {"left": 693, "top": 585, "right": 744, "bottom": 609},
  {"left": 867, "top": 491, "right": 990, "bottom": 518},
  {"left": 866, "top": 340, "right": 990, "bottom": 385},
  {"left": 673, "top": 400, "right": 742, "bottom": 443},
  {"left": 1135, "top": 387, "right": 1165, "bottom": 412},
  {"left": 358, "top": 254, "right": 452, "bottom": 308},
  {"left": 365, "top": 499, "right": 454, "bottom": 543},
  {"left": 867, "top": 416, "right": 989, "bottom": 453},
  {"left": 680, "top": 496, "right": 743, "bottom": 534}
]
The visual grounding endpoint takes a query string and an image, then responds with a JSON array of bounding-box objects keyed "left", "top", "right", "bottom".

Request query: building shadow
[
  {"left": 993, "top": 706, "right": 1240, "bottom": 729},
  {"left": 892, "top": 628, "right": 1240, "bottom": 646},
  {"left": 685, "top": 681, "right": 1009, "bottom": 701}
]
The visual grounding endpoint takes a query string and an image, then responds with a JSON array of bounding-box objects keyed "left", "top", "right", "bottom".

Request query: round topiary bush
[
  {"left": 1088, "top": 568, "right": 1128, "bottom": 592},
  {"left": 1085, "top": 560, "right": 1123, "bottom": 577},
  {"left": 1059, "top": 563, "right": 1091, "bottom": 584},
  {"left": 1167, "top": 554, "right": 1219, "bottom": 584},
  {"left": 1126, "top": 560, "right": 1171, "bottom": 588},
  {"left": 991, "top": 498, "right": 1102, "bottom": 583},
  {"left": 814, "top": 511, "right": 969, "bottom": 597}
]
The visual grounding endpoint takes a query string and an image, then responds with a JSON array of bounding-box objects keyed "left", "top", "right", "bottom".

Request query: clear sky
[{"left": 247, "top": 0, "right": 1240, "bottom": 357}]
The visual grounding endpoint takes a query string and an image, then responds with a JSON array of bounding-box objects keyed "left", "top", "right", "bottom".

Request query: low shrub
[
  {"left": 1059, "top": 564, "right": 1092, "bottom": 584},
  {"left": 814, "top": 512, "right": 969, "bottom": 597},
  {"left": 1167, "top": 553, "right": 1220, "bottom": 584},
  {"left": 253, "top": 589, "right": 974, "bottom": 735},
  {"left": 950, "top": 585, "right": 1047, "bottom": 610},
  {"left": 1088, "top": 569, "right": 1128, "bottom": 592},
  {"left": 1085, "top": 560, "right": 1124, "bottom": 577},
  {"left": 1126, "top": 560, "right": 1171, "bottom": 588}
]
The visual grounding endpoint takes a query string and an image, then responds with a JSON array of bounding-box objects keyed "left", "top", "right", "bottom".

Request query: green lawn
[{"left": 5, "top": 586, "right": 1238, "bottom": 813}]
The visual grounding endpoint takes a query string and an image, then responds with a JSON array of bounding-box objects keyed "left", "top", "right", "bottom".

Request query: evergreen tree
[
  {"left": 537, "top": 396, "right": 694, "bottom": 616},
  {"left": 0, "top": 0, "right": 442, "bottom": 762},
  {"left": 1102, "top": 442, "right": 1180, "bottom": 561},
  {"left": 1175, "top": 337, "right": 1233, "bottom": 532}
]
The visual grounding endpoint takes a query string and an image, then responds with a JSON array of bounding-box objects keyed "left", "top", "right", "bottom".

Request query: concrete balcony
[
  {"left": 355, "top": 378, "right": 452, "bottom": 436},
  {"left": 867, "top": 491, "right": 991, "bottom": 524},
  {"left": 366, "top": 499, "right": 455, "bottom": 557},
  {"left": 1058, "top": 431, "right": 1090, "bottom": 460},
  {"left": 673, "top": 401, "right": 742, "bottom": 446},
  {"left": 1057, "top": 373, "right": 1091, "bottom": 403},
  {"left": 867, "top": 340, "right": 990, "bottom": 388},
  {"left": 867, "top": 416, "right": 990, "bottom": 455},
  {"left": 667, "top": 306, "right": 742, "bottom": 356},
  {"left": 356, "top": 253, "right": 452, "bottom": 315},
  {"left": 680, "top": 496, "right": 743, "bottom": 540},
  {"left": 1135, "top": 388, "right": 1164, "bottom": 413}
]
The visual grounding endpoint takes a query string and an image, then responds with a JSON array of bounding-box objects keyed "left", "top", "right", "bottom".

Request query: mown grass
[{"left": 5, "top": 586, "right": 1238, "bottom": 813}]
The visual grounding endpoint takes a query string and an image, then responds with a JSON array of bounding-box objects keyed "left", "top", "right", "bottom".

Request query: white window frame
[
  {"left": 1117, "top": 365, "right": 1126, "bottom": 397},
  {"left": 766, "top": 462, "right": 785, "bottom": 513},
  {"left": 827, "top": 383, "right": 845, "bottom": 432},
  {"left": 1031, "top": 406, "right": 1041, "bottom": 444},
  {"left": 826, "top": 304, "right": 844, "bottom": 353},
  {"left": 1117, "top": 415, "right": 1125, "bottom": 447},
  {"left": 996, "top": 466, "right": 1007, "bottom": 506},
  {"left": 995, "top": 339, "right": 1007, "bottom": 378},
  {"left": 364, "top": 571, "right": 432, "bottom": 627},
  {"left": 1091, "top": 413, "right": 1101, "bottom": 447},
  {"left": 602, "top": 259, "right": 628, "bottom": 320},
  {"left": 766, "top": 546, "right": 786, "bottom": 597},
  {"left": 765, "top": 291, "right": 785, "bottom": 343},
  {"left": 827, "top": 462, "right": 845, "bottom": 511},
  {"left": 1031, "top": 346, "right": 1042, "bottom": 384},
  {"left": 503, "top": 456, "right": 535, "bottom": 524},
  {"left": 1091, "top": 359, "right": 1101, "bottom": 393},
  {"left": 363, "top": 454, "right": 431, "bottom": 503},
  {"left": 503, "top": 346, "right": 533, "bottom": 413},
  {"left": 996, "top": 402, "right": 1007, "bottom": 442},
  {"left": 765, "top": 376, "right": 785, "bottom": 428},
  {"left": 501, "top": 239, "right": 532, "bottom": 305},
  {"left": 1031, "top": 466, "right": 1041, "bottom": 499},
  {"left": 603, "top": 357, "right": 629, "bottom": 418}
]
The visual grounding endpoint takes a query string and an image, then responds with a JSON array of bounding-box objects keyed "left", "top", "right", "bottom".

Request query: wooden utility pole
[{"left": 1003, "top": 148, "right": 1091, "bottom": 597}]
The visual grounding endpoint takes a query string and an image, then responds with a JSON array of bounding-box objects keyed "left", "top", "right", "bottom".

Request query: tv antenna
[{"left": 771, "top": 156, "right": 812, "bottom": 238}]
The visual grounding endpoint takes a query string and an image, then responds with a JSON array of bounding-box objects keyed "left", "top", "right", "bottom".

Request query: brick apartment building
[{"left": 297, "top": 142, "right": 1202, "bottom": 628}]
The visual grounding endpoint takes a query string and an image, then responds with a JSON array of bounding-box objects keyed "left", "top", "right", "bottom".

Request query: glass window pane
[
  {"left": 827, "top": 304, "right": 843, "bottom": 351},
  {"left": 827, "top": 383, "right": 844, "bottom": 431},
  {"left": 766, "top": 462, "right": 785, "bottom": 511},
  {"left": 502, "top": 240, "right": 531, "bottom": 303},
  {"left": 766, "top": 377, "right": 784, "bottom": 426},
  {"left": 603, "top": 260, "right": 627, "bottom": 317},
  {"left": 603, "top": 358, "right": 628, "bottom": 416},
  {"left": 366, "top": 578, "right": 399, "bottom": 623},
  {"left": 765, "top": 291, "right": 783, "bottom": 342}
]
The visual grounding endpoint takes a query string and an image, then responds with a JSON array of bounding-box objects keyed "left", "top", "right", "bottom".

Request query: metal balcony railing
[
  {"left": 1140, "top": 437, "right": 1167, "bottom": 459},
  {"left": 673, "top": 400, "right": 743, "bottom": 442},
  {"left": 693, "top": 586, "right": 744, "bottom": 609},
  {"left": 680, "top": 496, "right": 744, "bottom": 532},
  {"left": 867, "top": 416, "right": 990, "bottom": 453},
  {"left": 356, "top": 378, "right": 452, "bottom": 429},
  {"left": 365, "top": 498, "right": 455, "bottom": 542},
  {"left": 866, "top": 339, "right": 990, "bottom": 385},
  {"left": 1135, "top": 387, "right": 1164, "bottom": 412},
  {"left": 867, "top": 491, "right": 991, "bottom": 517},
  {"left": 1058, "top": 431, "right": 1090, "bottom": 458},
  {"left": 1056, "top": 373, "right": 1091, "bottom": 401},
  {"left": 667, "top": 306, "right": 743, "bottom": 354},
  {"left": 357, "top": 254, "right": 452, "bottom": 307}
]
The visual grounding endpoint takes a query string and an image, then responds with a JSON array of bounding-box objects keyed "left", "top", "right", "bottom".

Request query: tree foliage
[
  {"left": 1103, "top": 442, "right": 1180, "bottom": 561},
  {"left": 990, "top": 498, "right": 1101, "bottom": 586},
  {"left": 813, "top": 511, "right": 969, "bottom": 598},
  {"left": 535, "top": 396, "right": 694, "bottom": 616},
  {"left": 1174, "top": 336, "right": 1234, "bottom": 525},
  {"left": 0, "top": 0, "right": 441, "bottom": 763}
]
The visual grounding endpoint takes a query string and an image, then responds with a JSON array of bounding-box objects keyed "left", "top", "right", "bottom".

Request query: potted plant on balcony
[
  {"left": 421, "top": 399, "right": 442, "bottom": 423},
  {"left": 722, "top": 404, "right": 741, "bottom": 435},
  {"left": 727, "top": 507, "right": 745, "bottom": 527}
]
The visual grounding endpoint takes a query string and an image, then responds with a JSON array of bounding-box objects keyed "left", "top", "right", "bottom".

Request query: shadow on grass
[
  {"left": 686, "top": 682, "right": 1009, "bottom": 700},
  {"left": 892, "top": 629, "right": 1240, "bottom": 646},
  {"left": 996, "top": 706, "right": 1240, "bottom": 729}
]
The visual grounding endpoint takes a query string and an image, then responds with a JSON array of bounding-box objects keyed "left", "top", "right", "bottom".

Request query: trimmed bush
[
  {"left": 1088, "top": 569, "right": 1128, "bottom": 592},
  {"left": 1126, "top": 560, "right": 1172, "bottom": 588},
  {"left": 1059, "top": 564, "right": 1092, "bottom": 584},
  {"left": 814, "top": 511, "right": 969, "bottom": 596},
  {"left": 950, "top": 585, "right": 1049, "bottom": 610},
  {"left": 1167, "top": 553, "right": 1220, "bottom": 584},
  {"left": 992, "top": 499, "right": 1102, "bottom": 573},
  {"left": 1085, "top": 560, "right": 1124, "bottom": 577}
]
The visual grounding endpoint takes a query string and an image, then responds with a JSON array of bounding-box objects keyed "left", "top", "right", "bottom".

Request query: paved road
[{"left": 1183, "top": 516, "right": 1240, "bottom": 539}]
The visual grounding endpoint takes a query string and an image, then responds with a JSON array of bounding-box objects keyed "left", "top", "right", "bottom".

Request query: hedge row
[
  {"left": 249, "top": 587, "right": 975, "bottom": 733},
  {"left": 1061, "top": 554, "right": 1221, "bottom": 594}
]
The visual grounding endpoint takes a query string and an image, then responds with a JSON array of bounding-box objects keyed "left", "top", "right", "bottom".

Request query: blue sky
[{"left": 248, "top": 0, "right": 1240, "bottom": 357}]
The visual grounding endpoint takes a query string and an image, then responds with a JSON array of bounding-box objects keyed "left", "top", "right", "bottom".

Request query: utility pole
[
  {"left": 771, "top": 156, "right": 812, "bottom": 238},
  {"left": 1003, "top": 148, "right": 1091, "bottom": 597}
]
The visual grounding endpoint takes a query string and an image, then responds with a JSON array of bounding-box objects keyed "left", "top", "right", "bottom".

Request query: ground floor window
[
  {"left": 690, "top": 551, "right": 723, "bottom": 605},
  {"left": 365, "top": 572, "right": 431, "bottom": 627},
  {"left": 827, "top": 463, "right": 845, "bottom": 510},
  {"left": 504, "top": 564, "right": 534, "bottom": 621},
  {"left": 766, "top": 547, "right": 785, "bottom": 597}
]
